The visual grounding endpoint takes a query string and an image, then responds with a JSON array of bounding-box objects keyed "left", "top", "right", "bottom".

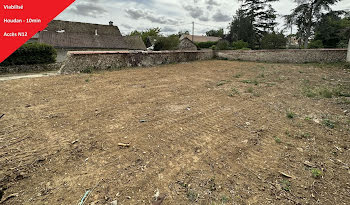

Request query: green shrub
[
  {"left": 216, "top": 40, "right": 230, "bottom": 50},
  {"left": 232, "top": 40, "right": 249, "bottom": 49},
  {"left": 308, "top": 40, "right": 323, "bottom": 49},
  {"left": 154, "top": 36, "right": 179, "bottom": 51},
  {"left": 1, "top": 42, "right": 57, "bottom": 66},
  {"left": 196, "top": 41, "right": 218, "bottom": 48}
]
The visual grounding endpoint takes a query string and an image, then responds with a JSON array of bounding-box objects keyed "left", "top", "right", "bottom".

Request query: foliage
[
  {"left": 195, "top": 41, "right": 218, "bottom": 48},
  {"left": 229, "top": 0, "right": 278, "bottom": 49},
  {"left": 129, "top": 27, "right": 162, "bottom": 45},
  {"left": 311, "top": 168, "right": 323, "bottom": 179},
  {"left": 284, "top": 0, "right": 341, "bottom": 48},
  {"left": 206, "top": 28, "right": 224, "bottom": 38},
  {"left": 0, "top": 42, "right": 57, "bottom": 66},
  {"left": 308, "top": 40, "right": 324, "bottom": 48},
  {"left": 228, "top": 9, "right": 255, "bottom": 48},
  {"left": 153, "top": 36, "right": 179, "bottom": 51},
  {"left": 215, "top": 40, "right": 230, "bottom": 50},
  {"left": 261, "top": 32, "right": 287, "bottom": 49},
  {"left": 313, "top": 11, "right": 350, "bottom": 48},
  {"left": 232, "top": 40, "right": 249, "bottom": 49}
]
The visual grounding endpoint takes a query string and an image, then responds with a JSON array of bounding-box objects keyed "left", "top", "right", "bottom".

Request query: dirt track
[{"left": 0, "top": 60, "right": 350, "bottom": 204}]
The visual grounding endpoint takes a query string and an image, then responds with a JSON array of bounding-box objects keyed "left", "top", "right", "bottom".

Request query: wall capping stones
[{"left": 215, "top": 49, "right": 347, "bottom": 63}]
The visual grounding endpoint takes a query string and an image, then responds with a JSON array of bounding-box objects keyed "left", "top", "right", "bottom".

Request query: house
[
  {"left": 180, "top": 34, "right": 221, "bottom": 43},
  {"left": 31, "top": 20, "right": 146, "bottom": 62},
  {"left": 178, "top": 37, "right": 197, "bottom": 50}
]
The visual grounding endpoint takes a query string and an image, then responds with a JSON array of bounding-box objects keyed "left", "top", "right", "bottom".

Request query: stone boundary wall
[
  {"left": 0, "top": 63, "right": 61, "bottom": 74},
  {"left": 59, "top": 50, "right": 214, "bottom": 74},
  {"left": 215, "top": 49, "right": 347, "bottom": 63}
]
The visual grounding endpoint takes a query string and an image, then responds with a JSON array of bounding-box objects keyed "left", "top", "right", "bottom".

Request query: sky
[{"left": 55, "top": 0, "right": 350, "bottom": 36}]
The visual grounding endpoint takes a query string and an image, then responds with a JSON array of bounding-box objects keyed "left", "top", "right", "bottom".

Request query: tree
[
  {"left": 313, "top": 11, "right": 350, "bottom": 48},
  {"left": 261, "top": 32, "right": 287, "bottom": 49},
  {"left": 285, "top": 0, "right": 341, "bottom": 48},
  {"left": 129, "top": 27, "right": 162, "bottom": 45},
  {"left": 229, "top": 0, "right": 278, "bottom": 48},
  {"left": 206, "top": 29, "right": 224, "bottom": 38},
  {"left": 228, "top": 9, "right": 255, "bottom": 48}
]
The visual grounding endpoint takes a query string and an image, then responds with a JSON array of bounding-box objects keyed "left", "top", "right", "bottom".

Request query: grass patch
[
  {"left": 311, "top": 168, "right": 323, "bottom": 179},
  {"left": 241, "top": 79, "right": 259, "bottom": 85},
  {"left": 280, "top": 180, "right": 291, "bottom": 191},
  {"left": 233, "top": 74, "right": 242, "bottom": 78},
  {"left": 217, "top": 80, "right": 230, "bottom": 86},
  {"left": 186, "top": 190, "right": 198, "bottom": 202},
  {"left": 323, "top": 119, "right": 335, "bottom": 129},
  {"left": 246, "top": 87, "right": 254, "bottom": 93},
  {"left": 228, "top": 88, "right": 239, "bottom": 97},
  {"left": 274, "top": 136, "right": 282, "bottom": 143},
  {"left": 286, "top": 111, "right": 296, "bottom": 119},
  {"left": 81, "top": 67, "right": 93, "bottom": 74}
]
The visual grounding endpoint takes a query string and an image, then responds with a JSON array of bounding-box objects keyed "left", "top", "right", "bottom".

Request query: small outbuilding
[{"left": 178, "top": 37, "right": 197, "bottom": 50}]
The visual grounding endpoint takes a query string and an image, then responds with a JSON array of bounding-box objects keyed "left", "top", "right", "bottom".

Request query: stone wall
[
  {"left": 0, "top": 63, "right": 61, "bottom": 74},
  {"left": 215, "top": 49, "right": 348, "bottom": 63},
  {"left": 60, "top": 50, "right": 214, "bottom": 74}
]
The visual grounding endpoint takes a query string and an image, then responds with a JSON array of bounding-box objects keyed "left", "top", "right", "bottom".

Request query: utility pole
[{"left": 192, "top": 21, "right": 194, "bottom": 42}]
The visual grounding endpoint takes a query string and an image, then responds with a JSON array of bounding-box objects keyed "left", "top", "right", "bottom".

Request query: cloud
[
  {"left": 206, "top": 0, "right": 220, "bottom": 6},
  {"left": 212, "top": 10, "right": 231, "bottom": 22},
  {"left": 125, "top": 8, "right": 179, "bottom": 25},
  {"left": 162, "top": 26, "right": 177, "bottom": 33},
  {"left": 183, "top": 5, "right": 210, "bottom": 21},
  {"left": 67, "top": 2, "right": 107, "bottom": 17}
]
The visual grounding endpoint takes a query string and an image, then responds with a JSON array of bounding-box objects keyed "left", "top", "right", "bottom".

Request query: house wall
[
  {"left": 215, "top": 49, "right": 348, "bottom": 63},
  {"left": 60, "top": 50, "right": 214, "bottom": 74}
]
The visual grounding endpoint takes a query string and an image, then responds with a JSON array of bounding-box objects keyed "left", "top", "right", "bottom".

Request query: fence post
[{"left": 347, "top": 38, "right": 350, "bottom": 62}]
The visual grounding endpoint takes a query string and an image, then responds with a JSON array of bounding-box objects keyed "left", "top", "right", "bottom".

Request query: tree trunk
[{"left": 347, "top": 38, "right": 350, "bottom": 62}]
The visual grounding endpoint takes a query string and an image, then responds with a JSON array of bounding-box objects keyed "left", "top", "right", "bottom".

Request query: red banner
[{"left": 0, "top": 0, "right": 76, "bottom": 63}]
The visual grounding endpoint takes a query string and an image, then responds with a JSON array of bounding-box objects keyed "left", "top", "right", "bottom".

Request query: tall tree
[
  {"left": 129, "top": 28, "right": 162, "bottom": 45},
  {"left": 230, "top": 0, "right": 278, "bottom": 48},
  {"left": 228, "top": 9, "right": 255, "bottom": 47},
  {"left": 285, "top": 0, "right": 341, "bottom": 48},
  {"left": 206, "top": 29, "right": 224, "bottom": 38},
  {"left": 314, "top": 11, "right": 350, "bottom": 48}
]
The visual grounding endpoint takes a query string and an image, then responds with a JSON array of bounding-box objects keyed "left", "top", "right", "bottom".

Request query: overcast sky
[{"left": 55, "top": 0, "right": 350, "bottom": 36}]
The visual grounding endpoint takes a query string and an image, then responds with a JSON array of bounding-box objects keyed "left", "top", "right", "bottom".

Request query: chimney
[{"left": 109, "top": 21, "right": 113, "bottom": 26}]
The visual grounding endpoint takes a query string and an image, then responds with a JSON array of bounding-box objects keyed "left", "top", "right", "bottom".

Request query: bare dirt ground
[{"left": 0, "top": 60, "right": 350, "bottom": 205}]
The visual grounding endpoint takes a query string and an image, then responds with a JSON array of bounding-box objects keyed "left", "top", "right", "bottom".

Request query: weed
[
  {"left": 85, "top": 79, "right": 89, "bottom": 83},
  {"left": 286, "top": 111, "right": 296, "bottom": 119},
  {"left": 300, "top": 133, "right": 310, "bottom": 138},
  {"left": 246, "top": 87, "right": 254, "bottom": 93},
  {"left": 303, "top": 88, "right": 317, "bottom": 98},
  {"left": 323, "top": 119, "right": 335, "bottom": 129},
  {"left": 187, "top": 190, "right": 198, "bottom": 202},
  {"left": 242, "top": 79, "right": 259, "bottom": 85},
  {"left": 274, "top": 136, "right": 282, "bottom": 143},
  {"left": 228, "top": 88, "right": 239, "bottom": 97},
  {"left": 233, "top": 74, "right": 242, "bottom": 78},
  {"left": 281, "top": 180, "right": 291, "bottom": 191},
  {"left": 81, "top": 67, "right": 93, "bottom": 73},
  {"left": 285, "top": 130, "right": 293, "bottom": 137},
  {"left": 257, "top": 73, "right": 265, "bottom": 78},
  {"left": 318, "top": 88, "right": 333, "bottom": 98},
  {"left": 304, "top": 116, "right": 312, "bottom": 121},
  {"left": 221, "top": 195, "right": 229, "bottom": 203},
  {"left": 217, "top": 80, "right": 229, "bottom": 86},
  {"left": 311, "top": 168, "right": 323, "bottom": 179}
]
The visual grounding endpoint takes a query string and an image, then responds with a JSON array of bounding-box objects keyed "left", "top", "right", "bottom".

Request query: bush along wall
[{"left": 0, "top": 42, "right": 57, "bottom": 66}]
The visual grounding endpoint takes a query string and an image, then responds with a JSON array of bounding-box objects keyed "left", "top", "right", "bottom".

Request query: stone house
[
  {"left": 31, "top": 20, "right": 146, "bottom": 62},
  {"left": 178, "top": 37, "right": 198, "bottom": 50}
]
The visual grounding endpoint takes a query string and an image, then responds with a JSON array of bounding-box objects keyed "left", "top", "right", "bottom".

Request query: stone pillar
[{"left": 347, "top": 38, "right": 350, "bottom": 62}]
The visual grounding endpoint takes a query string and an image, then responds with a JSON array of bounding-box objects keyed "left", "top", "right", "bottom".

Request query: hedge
[
  {"left": 195, "top": 41, "right": 218, "bottom": 49},
  {"left": 1, "top": 42, "right": 57, "bottom": 66}
]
